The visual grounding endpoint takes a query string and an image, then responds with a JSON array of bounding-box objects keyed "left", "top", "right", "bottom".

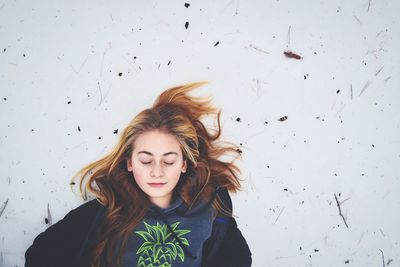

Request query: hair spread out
[{"left": 70, "top": 81, "right": 243, "bottom": 267}]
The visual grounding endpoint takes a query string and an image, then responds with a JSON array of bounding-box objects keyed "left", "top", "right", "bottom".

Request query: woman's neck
[{"left": 150, "top": 195, "right": 172, "bottom": 209}]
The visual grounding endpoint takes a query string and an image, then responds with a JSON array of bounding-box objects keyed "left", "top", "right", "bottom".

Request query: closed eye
[
  {"left": 141, "top": 161, "right": 152, "bottom": 165},
  {"left": 165, "top": 162, "right": 175, "bottom": 165}
]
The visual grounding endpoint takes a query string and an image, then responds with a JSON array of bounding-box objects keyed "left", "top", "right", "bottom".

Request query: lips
[{"left": 148, "top": 183, "right": 166, "bottom": 188}]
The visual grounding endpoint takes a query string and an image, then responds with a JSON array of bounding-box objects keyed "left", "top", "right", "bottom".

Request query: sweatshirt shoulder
[
  {"left": 69, "top": 199, "right": 103, "bottom": 218},
  {"left": 55, "top": 198, "right": 103, "bottom": 227},
  {"left": 25, "top": 199, "right": 104, "bottom": 267},
  {"left": 216, "top": 187, "right": 233, "bottom": 211}
]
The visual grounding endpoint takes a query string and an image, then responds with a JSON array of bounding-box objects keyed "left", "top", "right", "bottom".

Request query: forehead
[{"left": 133, "top": 130, "right": 181, "bottom": 154}]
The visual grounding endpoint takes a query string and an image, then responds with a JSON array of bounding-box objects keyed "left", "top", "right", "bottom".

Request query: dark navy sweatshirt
[{"left": 24, "top": 187, "right": 252, "bottom": 267}]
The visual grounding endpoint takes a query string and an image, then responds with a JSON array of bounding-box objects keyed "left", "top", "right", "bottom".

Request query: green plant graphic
[{"left": 135, "top": 221, "right": 191, "bottom": 267}]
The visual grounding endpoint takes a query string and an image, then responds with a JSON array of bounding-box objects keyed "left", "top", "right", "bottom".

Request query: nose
[{"left": 150, "top": 163, "right": 164, "bottom": 177}]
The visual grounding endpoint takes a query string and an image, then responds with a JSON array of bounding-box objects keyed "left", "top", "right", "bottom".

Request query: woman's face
[{"left": 127, "top": 130, "right": 187, "bottom": 208}]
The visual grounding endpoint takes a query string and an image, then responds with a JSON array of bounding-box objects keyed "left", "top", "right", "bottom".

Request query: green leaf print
[{"left": 135, "top": 221, "right": 191, "bottom": 267}]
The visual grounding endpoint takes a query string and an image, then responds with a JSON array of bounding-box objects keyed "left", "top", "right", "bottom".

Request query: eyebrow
[{"left": 137, "top": 151, "right": 179, "bottom": 156}]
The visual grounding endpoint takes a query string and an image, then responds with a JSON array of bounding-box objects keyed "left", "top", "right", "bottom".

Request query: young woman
[{"left": 25, "top": 82, "right": 252, "bottom": 267}]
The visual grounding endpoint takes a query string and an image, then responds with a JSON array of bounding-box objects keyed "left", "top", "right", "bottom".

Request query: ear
[
  {"left": 127, "top": 159, "right": 133, "bottom": 171},
  {"left": 182, "top": 160, "right": 187, "bottom": 173}
]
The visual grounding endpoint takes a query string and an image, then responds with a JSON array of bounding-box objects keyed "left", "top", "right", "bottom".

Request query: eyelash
[{"left": 141, "top": 161, "right": 174, "bottom": 165}]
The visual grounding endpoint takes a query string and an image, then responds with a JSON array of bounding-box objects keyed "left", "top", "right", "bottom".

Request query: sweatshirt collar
[{"left": 148, "top": 196, "right": 184, "bottom": 214}]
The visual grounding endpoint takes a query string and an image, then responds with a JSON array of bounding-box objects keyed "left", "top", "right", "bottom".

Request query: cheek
[
  {"left": 131, "top": 167, "right": 147, "bottom": 184},
  {"left": 168, "top": 166, "right": 184, "bottom": 180}
]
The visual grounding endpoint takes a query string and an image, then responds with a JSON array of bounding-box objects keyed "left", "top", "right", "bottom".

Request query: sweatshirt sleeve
[
  {"left": 207, "top": 188, "right": 252, "bottom": 267},
  {"left": 24, "top": 200, "right": 101, "bottom": 267},
  {"left": 217, "top": 217, "right": 252, "bottom": 267}
]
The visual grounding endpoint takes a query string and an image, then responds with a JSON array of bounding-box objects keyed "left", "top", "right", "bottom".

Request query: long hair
[{"left": 70, "top": 81, "right": 243, "bottom": 267}]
